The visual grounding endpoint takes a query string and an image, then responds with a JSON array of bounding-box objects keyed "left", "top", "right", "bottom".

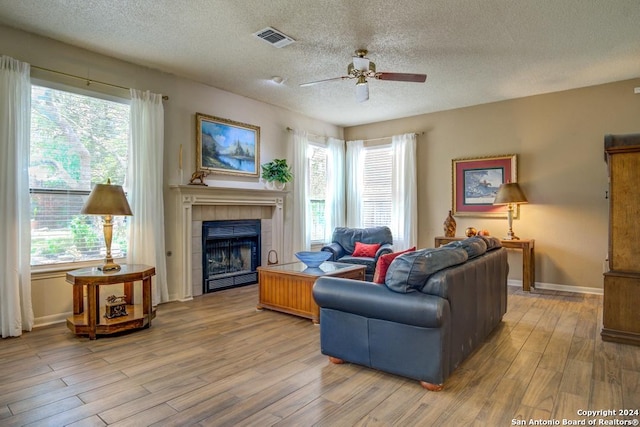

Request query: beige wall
[
  {"left": 345, "top": 79, "right": 640, "bottom": 292},
  {"left": 0, "top": 24, "right": 342, "bottom": 325},
  {"left": 3, "top": 23, "right": 639, "bottom": 324}
]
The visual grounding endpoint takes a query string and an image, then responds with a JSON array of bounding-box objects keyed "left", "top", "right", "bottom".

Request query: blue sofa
[
  {"left": 312, "top": 236, "right": 508, "bottom": 390},
  {"left": 321, "top": 226, "right": 393, "bottom": 281}
]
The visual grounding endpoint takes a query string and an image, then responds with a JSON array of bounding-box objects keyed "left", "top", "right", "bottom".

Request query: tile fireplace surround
[{"left": 170, "top": 185, "right": 285, "bottom": 300}]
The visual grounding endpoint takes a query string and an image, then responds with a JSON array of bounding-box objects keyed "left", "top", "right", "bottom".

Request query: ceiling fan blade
[
  {"left": 376, "top": 72, "right": 427, "bottom": 83},
  {"left": 299, "top": 76, "right": 351, "bottom": 87}
]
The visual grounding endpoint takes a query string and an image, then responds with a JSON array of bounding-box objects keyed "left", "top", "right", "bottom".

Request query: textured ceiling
[{"left": 1, "top": 0, "right": 639, "bottom": 126}]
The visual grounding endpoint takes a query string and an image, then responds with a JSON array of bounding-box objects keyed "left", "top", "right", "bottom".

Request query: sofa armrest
[
  {"left": 374, "top": 243, "right": 394, "bottom": 261},
  {"left": 313, "top": 276, "right": 448, "bottom": 328},
  {"left": 321, "top": 242, "right": 345, "bottom": 261}
]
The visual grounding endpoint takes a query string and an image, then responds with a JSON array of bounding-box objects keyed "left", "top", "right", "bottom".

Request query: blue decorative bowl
[{"left": 295, "top": 251, "right": 331, "bottom": 268}]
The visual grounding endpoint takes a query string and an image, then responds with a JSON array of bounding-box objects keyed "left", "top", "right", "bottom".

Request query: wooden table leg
[
  {"left": 123, "top": 281, "right": 134, "bottom": 305},
  {"left": 72, "top": 284, "right": 83, "bottom": 314},
  {"left": 142, "top": 275, "right": 152, "bottom": 327},
  {"left": 530, "top": 245, "right": 535, "bottom": 289},
  {"left": 521, "top": 242, "right": 534, "bottom": 292},
  {"left": 87, "top": 285, "right": 98, "bottom": 340}
]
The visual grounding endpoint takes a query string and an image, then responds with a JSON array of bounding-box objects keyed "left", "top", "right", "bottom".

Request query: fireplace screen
[{"left": 202, "top": 220, "right": 260, "bottom": 292}]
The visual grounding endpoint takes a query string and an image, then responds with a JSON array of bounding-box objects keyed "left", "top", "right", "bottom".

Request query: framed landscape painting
[
  {"left": 196, "top": 113, "right": 260, "bottom": 177},
  {"left": 452, "top": 154, "right": 517, "bottom": 217}
]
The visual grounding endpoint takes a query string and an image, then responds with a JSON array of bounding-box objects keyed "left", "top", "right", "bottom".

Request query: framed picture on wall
[
  {"left": 196, "top": 112, "right": 260, "bottom": 177},
  {"left": 452, "top": 154, "right": 517, "bottom": 217}
]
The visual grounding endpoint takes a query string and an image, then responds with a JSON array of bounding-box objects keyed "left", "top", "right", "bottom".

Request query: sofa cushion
[
  {"left": 339, "top": 255, "right": 375, "bottom": 265},
  {"left": 352, "top": 242, "right": 381, "bottom": 258},
  {"left": 476, "top": 235, "right": 502, "bottom": 250},
  {"left": 442, "top": 236, "right": 487, "bottom": 259},
  {"left": 385, "top": 247, "right": 468, "bottom": 293},
  {"left": 372, "top": 246, "right": 416, "bottom": 284}
]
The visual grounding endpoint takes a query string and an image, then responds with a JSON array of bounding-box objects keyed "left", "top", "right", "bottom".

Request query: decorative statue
[
  {"left": 444, "top": 210, "right": 456, "bottom": 237},
  {"left": 189, "top": 170, "right": 209, "bottom": 185}
]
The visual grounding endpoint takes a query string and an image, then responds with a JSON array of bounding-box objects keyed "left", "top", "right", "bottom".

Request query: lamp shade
[
  {"left": 81, "top": 179, "right": 133, "bottom": 216},
  {"left": 493, "top": 182, "right": 528, "bottom": 205}
]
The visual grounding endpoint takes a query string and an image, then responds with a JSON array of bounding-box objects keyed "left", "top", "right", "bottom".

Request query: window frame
[{"left": 29, "top": 77, "right": 131, "bottom": 273}]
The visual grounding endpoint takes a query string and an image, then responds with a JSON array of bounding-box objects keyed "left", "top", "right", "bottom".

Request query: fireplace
[
  {"left": 170, "top": 184, "right": 284, "bottom": 300},
  {"left": 202, "top": 219, "right": 261, "bottom": 293}
]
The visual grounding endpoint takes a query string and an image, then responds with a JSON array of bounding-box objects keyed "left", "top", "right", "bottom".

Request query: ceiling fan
[{"left": 300, "top": 49, "right": 427, "bottom": 103}]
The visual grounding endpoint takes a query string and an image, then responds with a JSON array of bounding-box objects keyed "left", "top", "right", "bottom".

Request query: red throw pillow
[
  {"left": 352, "top": 242, "right": 381, "bottom": 258},
  {"left": 373, "top": 247, "right": 417, "bottom": 284}
]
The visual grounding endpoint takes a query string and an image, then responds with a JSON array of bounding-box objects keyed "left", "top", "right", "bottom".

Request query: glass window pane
[
  {"left": 29, "top": 85, "right": 130, "bottom": 266},
  {"left": 309, "top": 145, "right": 328, "bottom": 242}
]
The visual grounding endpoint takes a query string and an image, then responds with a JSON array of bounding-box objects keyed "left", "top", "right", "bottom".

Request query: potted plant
[{"left": 261, "top": 158, "right": 293, "bottom": 190}]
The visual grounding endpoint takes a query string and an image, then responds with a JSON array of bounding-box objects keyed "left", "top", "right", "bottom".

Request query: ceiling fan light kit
[
  {"left": 300, "top": 49, "right": 427, "bottom": 102},
  {"left": 355, "top": 76, "right": 369, "bottom": 103}
]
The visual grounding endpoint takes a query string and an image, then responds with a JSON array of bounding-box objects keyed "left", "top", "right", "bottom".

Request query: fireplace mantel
[
  {"left": 170, "top": 185, "right": 286, "bottom": 300},
  {"left": 169, "top": 184, "right": 286, "bottom": 206}
]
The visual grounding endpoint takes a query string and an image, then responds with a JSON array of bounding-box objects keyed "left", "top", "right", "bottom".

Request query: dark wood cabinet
[{"left": 602, "top": 133, "right": 640, "bottom": 346}]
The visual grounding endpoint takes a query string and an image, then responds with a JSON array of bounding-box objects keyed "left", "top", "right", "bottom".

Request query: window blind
[
  {"left": 362, "top": 146, "right": 392, "bottom": 228},
  {"left": 309, "top": 145, "right": 328, "bottom": 242}
]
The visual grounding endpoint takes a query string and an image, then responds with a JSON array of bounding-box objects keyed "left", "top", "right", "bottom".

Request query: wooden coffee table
[{"left": 257, "top": 261, "right": 365, "bottom": 323}]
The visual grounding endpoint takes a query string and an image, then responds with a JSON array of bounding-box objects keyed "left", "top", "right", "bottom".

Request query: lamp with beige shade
[
  {"left": 493, "top": 182, "right": 528, "bottom": 240},
  {"left": 80, "top": 179, "right": 133, "bottom": 271}
]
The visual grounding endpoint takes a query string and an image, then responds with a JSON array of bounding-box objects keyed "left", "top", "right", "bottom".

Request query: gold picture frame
[
  {"left": 452, "top": 154, "right": 518, "bottom": 218},
  {"left": 196, "top": 113, "right": 260, "bottom": 177}
]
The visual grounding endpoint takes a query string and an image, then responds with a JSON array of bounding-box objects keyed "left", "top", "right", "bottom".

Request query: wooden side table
[
  {"left": 435, "top": 236, "right": 535, "bottom": 291},
  {"left": 66, "top": 264, "right": 156, "bottom": 339}
]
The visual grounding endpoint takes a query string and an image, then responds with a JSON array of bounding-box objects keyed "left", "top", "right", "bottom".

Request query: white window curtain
[
  {"left": 289, "top": 129, "right": 311, "bottom": 257},
  {"left": 324, "top": 137, "right": 345, "bottom": 238},
  {"left": 127, "top": 89, "right": 168, "bottom": 305},
  {"left": 346, "top": 140, "right": 364, "bottom": 227},
  {"left": 391, "top": 133, "right": 418, "bottom": 250},
  {"left": 0, "top": 55, "right": 34, "bottom": 337}
]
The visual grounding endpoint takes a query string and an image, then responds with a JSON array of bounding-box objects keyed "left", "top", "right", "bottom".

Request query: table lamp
[
  {"left": 493, "top": 182, "right": 528, "bottom": 240},
  {"left": 81, "top": 178, "right": 133, "bottom": 271}
]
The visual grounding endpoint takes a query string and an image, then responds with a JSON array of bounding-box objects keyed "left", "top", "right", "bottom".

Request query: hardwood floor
[{"left": 1, "top": 285, "right": 638, "bottom": 426}]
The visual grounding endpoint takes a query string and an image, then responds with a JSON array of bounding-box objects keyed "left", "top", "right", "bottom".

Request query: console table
[
  {"left": 66, "top": 264, "right": 156, "bottom": 339},
  {"left": 435, "top": 237, "right": 535, "bottom": 291}
]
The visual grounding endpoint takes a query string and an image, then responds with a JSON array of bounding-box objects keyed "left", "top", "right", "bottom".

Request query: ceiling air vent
[{"left": 253, "top": 26, "right": 295, "bottom": 48}]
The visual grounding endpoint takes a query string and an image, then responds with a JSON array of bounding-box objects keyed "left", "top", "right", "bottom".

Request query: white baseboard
[
  {"left": 34, "top": 312, "right": 71, "bottom": 328},
  {"left": 508, "top": 279, "right": 603, "bottom": 295}
]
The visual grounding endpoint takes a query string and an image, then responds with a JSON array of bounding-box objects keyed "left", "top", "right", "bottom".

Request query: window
[
  {"left": 309, "top": 144, "right": 327, "bottom": 242},
  {"left": 362, "top": 145, "right": 392, "bottom": 228},
  {"left": 29, "top": 84, "right": 130, "bottom": 266}
]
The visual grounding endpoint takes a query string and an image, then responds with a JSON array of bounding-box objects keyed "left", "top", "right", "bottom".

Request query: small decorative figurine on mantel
[
  {"left": 443, "top": 210, "right": 456, "bottom": 237},
  {"left": 189, "top": 170, "right": 209, "bottom": 186}
]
